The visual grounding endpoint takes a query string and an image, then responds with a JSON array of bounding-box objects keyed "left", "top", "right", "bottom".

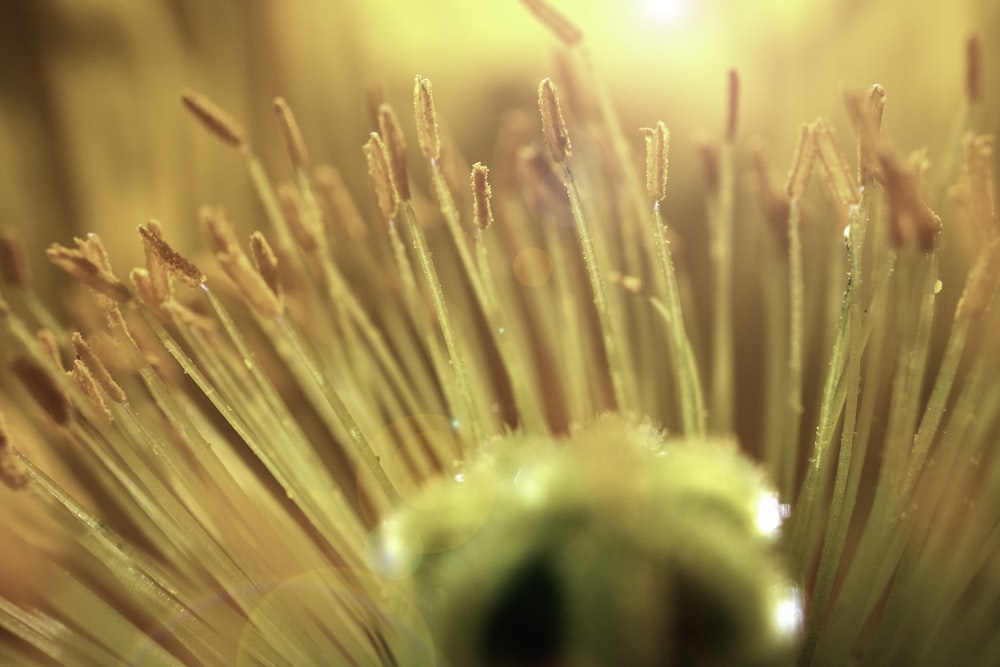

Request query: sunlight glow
[{"left": 645, "top": 0, "right": 689, "bottom": 23}]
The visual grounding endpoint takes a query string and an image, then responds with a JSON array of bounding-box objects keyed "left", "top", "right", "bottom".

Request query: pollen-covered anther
[
  {"left": 249, "top": 232, "right": 283, "bottom": 306},
  {"left": 520, "top": 0, "right": 583, "bottom": 47},
  {"left": 414, "top": 76, "right": 441, "bottom": 162},
  {"left": 180, "top": 88, "right": 247, "bottom": 148},
  {"left": 72, "top": 332, "right": 126, "bottom": 404},
  {"left": 68, "top": 359, "right": 112, "bottom": 422},
  {"left": 274, "top": 97, "right": 310, "bottom": 170},
  {"left": 0, "top": 411, "right": 29, "bottom": 490},
  {"left": 879, "top": 150, "right": 942, "bottom": 251},
  {"left": 364, "top": 132, "right": 400, "bottom": 219},
  {"left": 11, "top": 356, "right": 71, "bottom": 426},
  {"left": 812, "top": 118, "right": 860, "bottom": 207},
  {"left": 641, "top": 122, "right": 670, "bottom": 202},
  {"left": 138, "top": 222, "right": 206, "bottom": 289},
  {"left": 471, "top": 162, "right": 494, "bottom": 230},
  {"left": 538, "top": 78, "right": 572, "bottom": 163},
  {"left": 46, "top": 236, "right": 131, "bottom": 304},
  {"left": 378, "top": 103, "right": 411, "bottom": 200},
  {"left": 201, "top": 207, "right": 284, "bottom": 319}
]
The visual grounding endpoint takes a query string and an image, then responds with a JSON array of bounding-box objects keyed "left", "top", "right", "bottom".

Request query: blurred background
[{"left": 0, "top": 0, "right": 993, "bottom": 285}]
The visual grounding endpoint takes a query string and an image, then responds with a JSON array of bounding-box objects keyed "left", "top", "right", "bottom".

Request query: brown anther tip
[
  {"left": 378, "top": 103, "right": 411, "bottom": 201},
  {"left": 538, "top": 78, "right": 572, "bottom": 163},
  {"left": 726, "top": 69, "right": 740, "bottom": 142},
  {"left": 11, "top": 356, "right": 71, "bottom": 426},
  {"left": 0, "top": 227, "right": 30, "bottom": 288},
  {"left": 520, "top": 0, "right": 583, "bottom": 47},
  {"left": 363, "top": 132, "right": 400, "bottom": 220},
  {"left": 471, "top": 162, "right": 495, "bottom": 230},
  {"left": 180, "top": 88, "right": 246, "bottom": 148},
  {"left": 72, "top": 332, "right": 126, "bottom": 404},
  {"left": 641, "top": 122, "right": 670, "bottom": 202},
  {"left": 414, "top": 76, "right": 441, "bottom": 161},
  {"left": 966, "top": 34, "right": 982, "bottom": 104},
  {"left": 138, "top": 223, "right": 205, "bottom": 288},
  {"left": 273, "top": 97, "right": 310, "bottom": 170},
  {"left": 785, "top": 124, "right": 816, "bottom": 199}
]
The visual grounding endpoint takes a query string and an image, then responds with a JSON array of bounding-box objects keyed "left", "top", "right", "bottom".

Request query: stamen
[
  {"left": 785, "top": 124, "right": 816, "bottom": 200},
  {"left": 812, "top": 118, "right": 861, "bottom": 207},
  {"left": 878, "top": 150, "right": 942, "bottom": 251},
  {"left": 641, "top": 121, "right": 670, "bottom": 202},
  {"left": 71, "top": 332, "right": 126, "bottom": 403},
  {"left": 68, "top": 359, "right": 111, "bottom": 422},
  {"left": 956, "top": 238, "right": 1000, "bottom": 320},
  {"left": 751, "top": 144, "right": 791, "bottom": 244},
  {"left": 277, "top": 184, "right": 321, "bottom": 254},
  {"left": 138, "top": 223, "right": 205, "bottom": 288},
  {"left": 414, "top": 76, "right": 441, "bottom": 161},
  {"left": 0, "top": 226, "right": 30, "bottom": 288},
  {"left": 201, "top": 207, "right": 284, "bottom": 319},
  {"left": 180, "top": 88, "right": 247, "bottom": 148},
  {"left": 844, "top": 86, "right": 886, "bottom": 186},
  {"left": 726, "top": 68, "right": 740, "bottom": 142},
  {"left": 249, "top": 232, "right": 283, "bottom": 304},
  {"left": 966, "top": 34, "right": 981, "bottom": 104},
  {"left": 36, "top": 329, "right": 61, "bottom": 370},
  {"left": 313, "top": 165, "right": 368, "bottom": 241},
  {"left": 470, "top": 162, "right": 494, "bottom": 230},
  {"left": 363, "top": 132, "right": 400, "bottom": 219},
  {"left": 538, "top": 78, "right": 572, "bottom": 163},
  {"left": 273, "top": 97, "right": 310, "bottom": 170},
  {"left": 520, "top": 0, "right": 583, "bottom": 47},
  {"left": 11, "top": 356, "right": 71, "bottom": 426},
  {"left": 46, "top": 237, "right": 131, "bottom": 304},
  {"left": 952, "top": 133, "right": 996, "bottom": 240},
  {"left": 0, "top": 411, "right": 29, "bottom": 490},
  {"left": 378, "top": 103, "right": 411, "bottom": 200}
]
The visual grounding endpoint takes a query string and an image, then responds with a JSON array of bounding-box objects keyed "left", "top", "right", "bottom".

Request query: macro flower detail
[{"left": 1, "top": 1, "right": 999, "bottom": 665}]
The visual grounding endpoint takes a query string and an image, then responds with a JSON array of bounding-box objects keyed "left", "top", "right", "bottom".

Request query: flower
[{"left": 1, "top": 1, "right": 999, "bottom": 665}]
